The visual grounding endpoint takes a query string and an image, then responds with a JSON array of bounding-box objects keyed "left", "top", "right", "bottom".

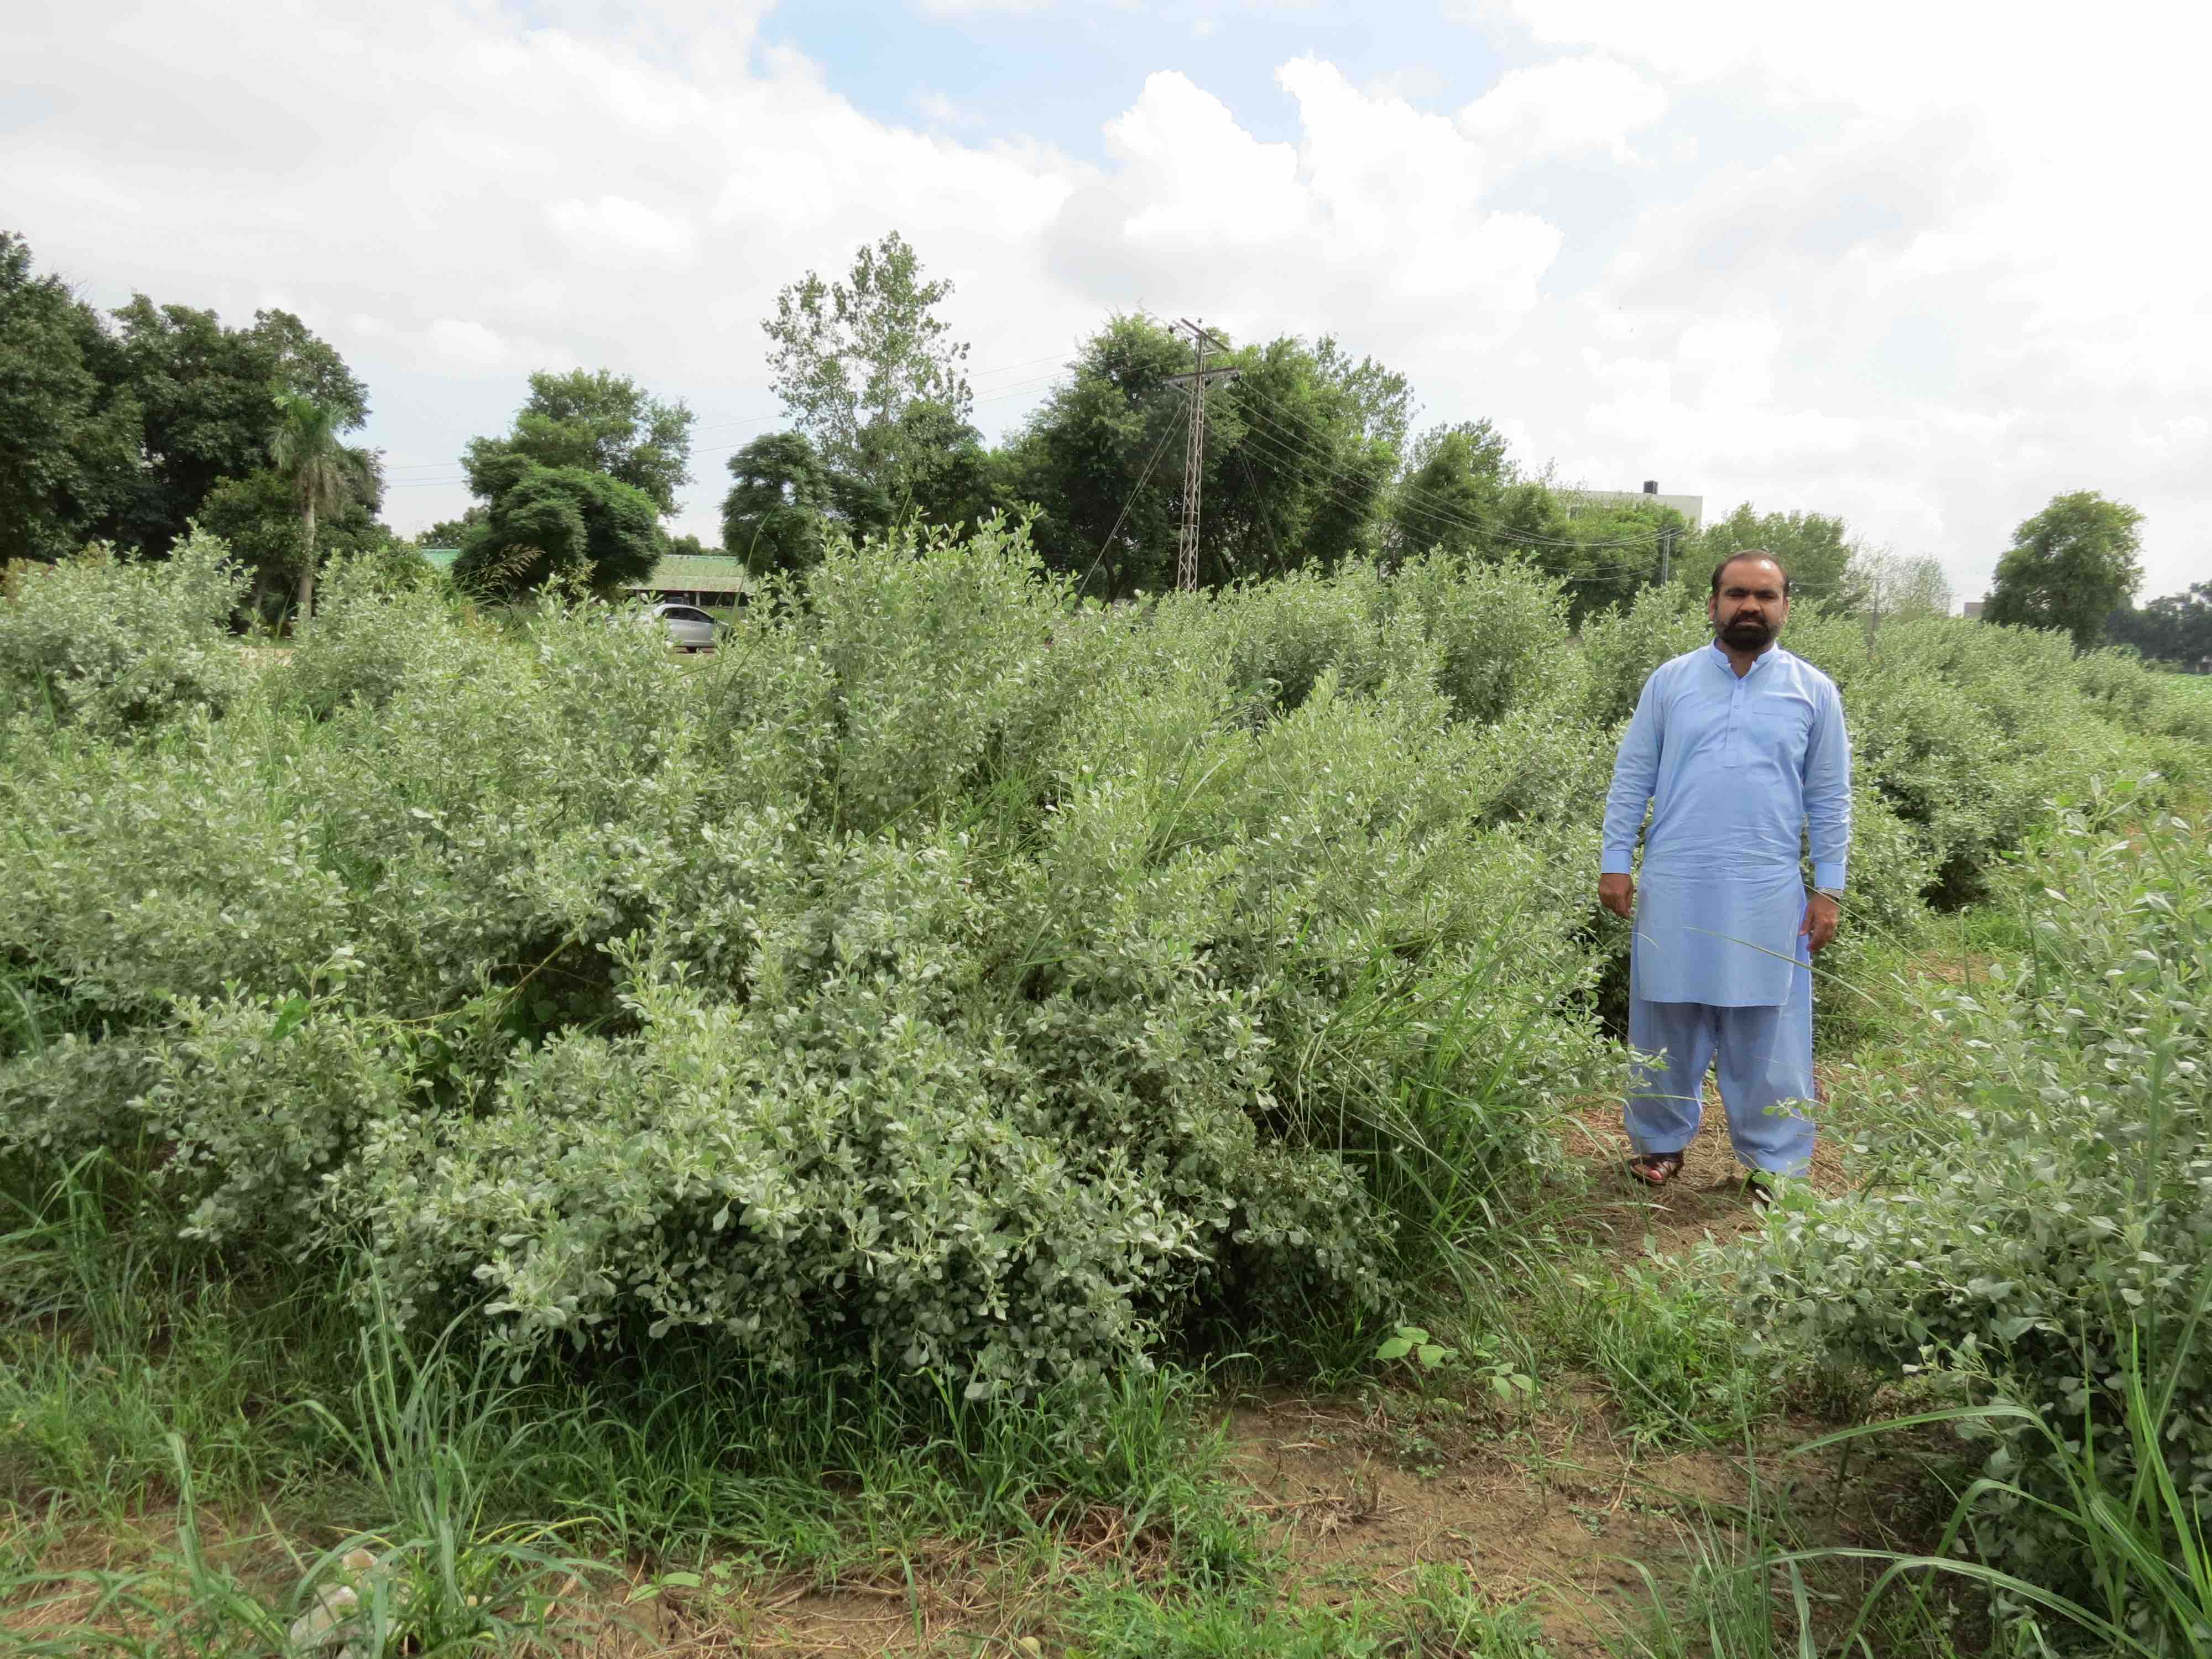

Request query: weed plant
[{"left": 1526, "top": 1261, "right": 1769, "bottom": 1448}]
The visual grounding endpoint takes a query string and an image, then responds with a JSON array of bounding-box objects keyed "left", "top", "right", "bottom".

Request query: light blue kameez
[{"left": 1601, "top": 643, "right": 1851, "bottom": 1174}]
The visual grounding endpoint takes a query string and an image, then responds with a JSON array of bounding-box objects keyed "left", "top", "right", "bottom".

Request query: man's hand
[
  {"left": 1801, "top": 892, "right": 1840, "bottom": 953},
  {"left": 1598, "top": 872, "right": 1635, "bottom": 920}
]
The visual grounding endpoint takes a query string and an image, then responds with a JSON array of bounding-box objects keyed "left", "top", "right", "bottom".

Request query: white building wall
[{"left": 1559, "top": 489, "right": 1704, "bottom": 531}]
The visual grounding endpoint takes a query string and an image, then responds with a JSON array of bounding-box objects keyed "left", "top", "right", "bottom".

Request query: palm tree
[{"left": 269, "top": 394, "right": 375, "bottom": 622}]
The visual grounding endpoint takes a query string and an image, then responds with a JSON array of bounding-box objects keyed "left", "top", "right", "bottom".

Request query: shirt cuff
[
  {"left": 1600, "top": 848, "right": 1636, "bottom": 876},
  {"left": 1812, "top": 862, "right": 1848, "bottom": 890}
]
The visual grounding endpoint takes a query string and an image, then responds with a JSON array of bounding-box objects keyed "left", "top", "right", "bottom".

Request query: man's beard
[{"left": 1720, "top": 613, "right": 1776, "bottom": 651}]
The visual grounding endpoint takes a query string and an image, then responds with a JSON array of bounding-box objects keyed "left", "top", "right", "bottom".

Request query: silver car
[{"left": 651, "top": 602, "right": 719, "bottom": 652}]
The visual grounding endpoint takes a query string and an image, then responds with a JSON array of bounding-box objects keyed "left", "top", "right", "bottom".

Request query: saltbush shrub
[
  {"left": 1579, "top": 582, "right": 1709, "bottom": 726},
  {"left": 1384, "top": 551, "right": 1587, "bottom": 725},
  {"left": 1738, "top": 797, "right": 2212, "bottom": 1608},
  {"left": 282, "top": 560, "right": 491, "bottom": 717},
  {"left": 0, "top": 531, "right": 249, "bottom": 734},
  {"left": 0, "top": 529, "right": 1627, "bottom": 1393}
]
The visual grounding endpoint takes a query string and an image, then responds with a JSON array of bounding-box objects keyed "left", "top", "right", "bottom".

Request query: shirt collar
[{"left": 1708, "top": 640, "right": 1781, "bottom": 676}]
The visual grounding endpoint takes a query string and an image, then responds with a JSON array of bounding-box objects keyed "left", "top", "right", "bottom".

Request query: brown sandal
[{"left": 1626, "top": 1152, "right": 1685, "bottom": 1187}]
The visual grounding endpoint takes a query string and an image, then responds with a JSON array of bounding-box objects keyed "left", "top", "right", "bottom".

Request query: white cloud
[
  {"left": 1049, "top": 60, "right": 1562, "bottom": 357},
  {"left": 423, "top": 319, "right": 520, "bottom": 373},
  {"left": 1457, "top": 54, "right": 1667, "bottom": 166},
  {"left": 911, "top": 88, "right": 972, "bottom": 127},
  {"left": 1472, "top": 0, "right": 2212, "bottom": 597},
  {"left": 909, "top": 0, "right": 1056, "bottom": 14},
  {"left": 544, "top": 195, "right": 703, "bottom": 265},
  {"left": 1100, "top": 72, "right": 1308, "bottom": 249}
]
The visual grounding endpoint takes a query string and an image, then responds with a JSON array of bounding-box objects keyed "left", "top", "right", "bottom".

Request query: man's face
[{"left": 1709, "top": 559, "right": 1790, "bottom": 652}]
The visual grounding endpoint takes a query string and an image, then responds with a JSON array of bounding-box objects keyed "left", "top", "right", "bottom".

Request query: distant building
[
  {"left": 1559, "top": 479, "right": 1704, "bottom": 533},
  {"left": 1963, "top": 600, "right": 1986, "bottom": 620},
  {"left": 414, "top": 547, "right": 751, "bottom": 608},
  {"left": 624, "top": 552, "right": 752, "bottom": 609}
]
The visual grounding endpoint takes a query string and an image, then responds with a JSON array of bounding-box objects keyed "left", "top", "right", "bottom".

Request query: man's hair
[{"left": 1710, "top": 549, "right": 1793, "bottom": 598}]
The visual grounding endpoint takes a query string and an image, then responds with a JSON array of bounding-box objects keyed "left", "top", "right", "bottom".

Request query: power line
[
  {"left": 1214, "top": 369, "right": 1666, "bottom": 552},
  {"left": 377, "top": 321, "right": 1684, "bottom": 576},
  {"left": 1077, "top": 403, "right": 1190, "bottom": 598},
  {"left": 1228, "top": 404, "right": 1657, "bottom": 562},
  {"left": 1228, "top": 385, "right": 1665, "bottom": 555},
  {"left": 1228, "top": 429, "right": 1286, "bottom": 578},
  {"left": 1218, "top": 413, "right": 1663, "bottom": 582},
  {"left": 1233, "top": 401, "right": 1550, "bottom": 550}
]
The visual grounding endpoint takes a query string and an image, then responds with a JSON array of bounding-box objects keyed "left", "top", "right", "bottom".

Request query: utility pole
[
  {"left": 1162, "top": 318, "right": 1240, "bottom": 593},
  {"left": 1658, "top": 524, "right": 1674, "bottom": 588}
]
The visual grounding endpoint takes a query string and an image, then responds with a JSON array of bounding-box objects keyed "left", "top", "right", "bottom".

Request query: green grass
[{"left": 1061, "top": 1562, "right": 1560, "bottom": 1657}]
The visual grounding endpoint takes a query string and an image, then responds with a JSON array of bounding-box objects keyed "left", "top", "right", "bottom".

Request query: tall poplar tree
[{"left": 761, "top": 231, "right": 974, "bottom": 515}]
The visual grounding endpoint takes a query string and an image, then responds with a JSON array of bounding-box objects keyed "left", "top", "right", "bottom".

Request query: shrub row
[{"left": 3, "top": 527, "right": 2204, "bottom": 1397}]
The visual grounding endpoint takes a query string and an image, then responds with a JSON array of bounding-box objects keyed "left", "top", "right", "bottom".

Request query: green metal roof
[
  {"left": 411, "top": 547, "right": 747, "bottom": 592},
  {"left": 625, "top": 553, "right": 752, "bottom": 593}
]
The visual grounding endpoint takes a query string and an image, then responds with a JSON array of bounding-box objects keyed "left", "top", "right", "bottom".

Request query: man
[{"left": 1597, "top": 551, "right": 1851, "bottom": 1206}]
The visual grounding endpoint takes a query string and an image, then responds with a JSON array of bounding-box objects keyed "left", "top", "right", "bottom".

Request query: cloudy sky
[{"left": 8, "top": 0, "right": 2206, "bottom": 602}]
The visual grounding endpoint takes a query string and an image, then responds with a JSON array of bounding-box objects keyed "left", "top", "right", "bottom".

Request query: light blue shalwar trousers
[
  {"left": 1626, "top": 977, "right": 1817, "bottom": 1175},
  {"left": 1603, "top": 643, "right": 1851, "bottom": 1178}
]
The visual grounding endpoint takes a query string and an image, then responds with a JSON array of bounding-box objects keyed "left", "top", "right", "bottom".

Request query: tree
[
  {"left": 1845, "top": 546, "right": 1954, "bottom": 656},
  {"left": 1386, "top": 420, "right": 1513, "bottom": 562},
  {"left": 1384, "top": 428, "right": 1674, "bottom": 623},
  {"left": 1984, "top": 491, "right": 2145, "bottom": 649},
  {"left": 105, "top": 296, "right": 369, "bottom": 557},
  {"left": 452, "top": 465, "right": 664, "bottom": 596},
  {"left": 1206, "top": 333, "right": 1406, "bottom": 582},
  {"left": 721, "top": 432, "right": 835, "bottom": 576},
  {"left": 1001, "top": 315, "right": 1188, "bottom": 596},
  {"left": 1312, "top": 335, "right": 1417, "bottom": 455},
  {"left": 453, "top": 369, "right": 691, "bottom": 597},
  {"left": 719, "top": 430, "right": 909, "bottom": 577},
  {"left": 1005, "top": 315, "right": 1410, "bottom": 596},
  {"left": 1, "top": 232, "right": 388, "bottom": 588},
  {"left": 859, "top": 399, "right": 1009, "bottom": 530},
  {"left": 461, "top": 369, "right": 693, "bottom": 514},
  {"left": 244, "top": 307, "right": 373, "bottom": 428},
  {"left": 268, "top": 394, "right": 378, "bottom": 619},
  {"left": 2108, "top": 582, "right": 2212, "bottom": 667},
  {"left": 1546, "top": 499, "right": 1681, "bottom": 626},
  {"left": 416, "top": 509, "right": 485, "bottom": 550},
  {"left": 762, "top": 231, "right": 973, "bottom": 507},
  {"left": 198, "top": 465, "right": 393, "bottom": 624},
  {"left": 0, "top": 231, "right": 143, "bottom": 562},
  {"left": 1692, "top": 504, "right": 1854, "bottom": 606}
]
